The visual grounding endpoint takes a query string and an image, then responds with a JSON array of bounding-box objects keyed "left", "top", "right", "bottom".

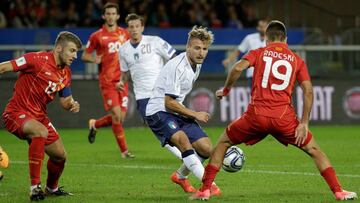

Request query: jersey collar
[{"left": 267, "top": 42, "right": 288, "bottom": 48}]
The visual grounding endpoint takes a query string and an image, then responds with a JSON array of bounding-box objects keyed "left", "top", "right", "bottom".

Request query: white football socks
[
  {"left": 182, "top": 150, "right": 204, "bottom": 181},
  {"left": 164, "top": 144, "right": 182, "bottom": 159}
]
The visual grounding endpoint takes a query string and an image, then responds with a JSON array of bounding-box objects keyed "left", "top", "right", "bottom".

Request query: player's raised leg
[
  {"left": 88, "top": 115, "right": 112, "bottom": 143},
  {"left": 301, "top": 137, "right": 357, "bottom": 201}
]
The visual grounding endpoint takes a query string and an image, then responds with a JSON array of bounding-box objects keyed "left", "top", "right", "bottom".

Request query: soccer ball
[{"left": 222, "top": 146, "right": 245, "bottom": 172}]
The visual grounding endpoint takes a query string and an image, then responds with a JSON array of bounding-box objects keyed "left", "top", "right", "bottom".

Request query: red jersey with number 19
[
  {"left": 243, "top": 42, "right": 310, "bottom": 118},
  {"left": 5, "top": 51, "right": 71, "bottom": 118},
  {"left": 84, "top": 25, "right": 129, "bottom": 88}
]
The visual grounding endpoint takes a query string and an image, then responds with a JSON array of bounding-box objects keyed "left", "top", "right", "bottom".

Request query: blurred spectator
[
  {"left": 62, "top": 2, "right": 79, "bottom": 28},
  {"left": 1, "top": 0, "right": 263, "bottom": 29},
  {"left": 150, "top": 3, "right": 170, "bottom": 28},
  {"left": 226, "top": 5, "right": 243, "bottom": 29},
  {"left": 0, "top": 11, "right": 7, "bottom": 28}
]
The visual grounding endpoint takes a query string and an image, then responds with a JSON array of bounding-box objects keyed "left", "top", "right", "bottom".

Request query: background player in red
[
  {"left": 81, "top": 2, "right": 134, "bottom": 158},
  {"left": 0, "top": 31, "right": 82, "bottom": 201},
  {"left": 191, "top": 21, "right": 357, "bottom": 201}
]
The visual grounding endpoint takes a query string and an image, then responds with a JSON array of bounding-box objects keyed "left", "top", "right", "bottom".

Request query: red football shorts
[
  {"left": 226, "top": 106, "right": 312, "bottom": 148},
  {"left": 2, "top": 111, "right": 60, "bottom": 145},
  {"left": 100, "top": 82, "right": 129, "bottom": 112}
]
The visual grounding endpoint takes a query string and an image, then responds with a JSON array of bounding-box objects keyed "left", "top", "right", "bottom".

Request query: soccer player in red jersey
[
  {"left": 81, "top": 2, "right": 134, "bottom": 158},
  {"left": 191, "top": 21, "right": 357, "bottom": 201},
  {"left": 0, "top": 31, "right": 82, "bottom": 201}
]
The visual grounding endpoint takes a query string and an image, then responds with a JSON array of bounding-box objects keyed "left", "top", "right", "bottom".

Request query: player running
[
  {"left": 81, "top": 2, "right": 134, "bottom": 158},
  {"left": 191, "top": 20, "right": 357, "bottom": 201},
  {"left": 117, "top": 13, "right": 197, "bottom": 193},
  {"left": 145, "top": 26, "right": 221, "bottom": 196},
  {"left": 1, "top": 31, "right": 82, "bottom": 201}
]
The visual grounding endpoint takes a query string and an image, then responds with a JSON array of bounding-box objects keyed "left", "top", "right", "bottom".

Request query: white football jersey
[
  {"left": 237, "top": 32, "right": 266, "bottom": 78},
  {"left": 146, "top": 52, "right": 201, "bottom": 116},
  {"left": 119, "top": 35, "right": 176, "bottom": 100}
]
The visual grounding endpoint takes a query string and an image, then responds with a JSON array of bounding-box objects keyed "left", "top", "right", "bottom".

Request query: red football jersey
[
  {"left": 5, "top": 51, "right": 71, "bottom": 118},
  {"left": 85, "top": 25, "right": 129, "bottom": 87},
  {"left": 243, "top": 42, "right": 310, "bottom": 118}
]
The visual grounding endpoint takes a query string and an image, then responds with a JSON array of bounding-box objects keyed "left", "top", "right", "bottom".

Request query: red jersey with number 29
[
  {"left": 5, "top": 51, "right": 71, "bottom": 118},
  {"left": 85, "top": 25, "right": 129, "bottom": 87},
  {"left": 243, "top": 42, "right": 310, "bottom": 118}
]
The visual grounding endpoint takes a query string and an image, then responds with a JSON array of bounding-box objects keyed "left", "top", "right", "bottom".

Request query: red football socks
[
  {"left": 46, "top": 159, "right": 65, "bottom": 190},
  {"left": 112, "top": 123, "right": 128, "bottom": 153},
  {"left": 29, "top": 137, "right": 46, "bottom": 186},
  {"left": 200, "top": 164, "right": 220, "bottom": 191},
  {"left": 321, "top": 167, "right": 342, "bottom": 193},
  {"left": 95, "top": 114, "right": 113, "bottom": 129}
]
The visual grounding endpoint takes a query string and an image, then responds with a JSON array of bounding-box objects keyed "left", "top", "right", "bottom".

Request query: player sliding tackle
[
  {"left": 191, "top": 20, "right": 357, "bottom": 201},
  {"left": 145, "top": 26, "right": 221, "bottom": 196},
  {"left": 0, "top": 31, "right": 82, "bottom": 201}
]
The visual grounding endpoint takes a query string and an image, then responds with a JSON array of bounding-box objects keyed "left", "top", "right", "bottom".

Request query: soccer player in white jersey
[
  {"left": 222, "top": 18, "right": 268, "bottom": 88},
  {"left": 145, "top": 26, "right": 221, "bottom": 196},
  {"left": 117, "top": 13, "right": 197, "bottom": 193}
]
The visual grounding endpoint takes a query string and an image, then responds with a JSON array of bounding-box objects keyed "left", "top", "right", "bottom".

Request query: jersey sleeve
[
  {"left": 10, "top": 52, "right": 39, "bottom": 72},
  {"left": 119, "top": 48, "right": 129, "bottom": 72},
  {"left": 242, "top": 49, "right": 258, "bottom": 67},
  {"left": 84, "top": 33, "right": 98, "bottom": 53},
  {"left": 237, "top": 36, "right": 250, "bottom": 53},
  {"left": 296, "top": 59, "right": 311, "bottom": 84},
  {"left": 155, "top": 36, "right": 176, "bottom": 60},
  {"left": 164, "top": 63, "right": 181, "bottom": 98}
]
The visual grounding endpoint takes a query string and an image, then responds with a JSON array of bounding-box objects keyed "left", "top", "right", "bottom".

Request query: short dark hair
[
  {"left": 55, "top": 31, "right": 82, "bottom": 49},
  {"left": 265, "top": 20, "right": 287, "bottom": 42},
  {"left": 125, "top": 13, "right": 144, "bottom": 25},
  {"left": 102, "top": 2, "right": 119, "bottom": 15}
]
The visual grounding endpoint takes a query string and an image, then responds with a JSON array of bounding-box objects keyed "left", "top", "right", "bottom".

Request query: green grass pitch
[{"left": 0, "top": 126, "right": 359, "bottom": 202}]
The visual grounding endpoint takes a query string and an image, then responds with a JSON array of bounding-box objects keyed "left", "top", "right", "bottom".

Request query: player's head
[
  {"left": 126, "top": 13, "right": 145, "bottom": 42},
  {"left": 257, "top": 18, "right": 269, "bottom": 36},
  {"left": 102, "top": 2, "right": 120, "bottom": 27},
  {"left": 265, "top": 20, "right": 287, "bottom": 43},
  {"left": 54, "top": 31, "right": 82, "bottom": 67},
  {"left": 186, "top": 26, "right": 214, "bottom": 65}
]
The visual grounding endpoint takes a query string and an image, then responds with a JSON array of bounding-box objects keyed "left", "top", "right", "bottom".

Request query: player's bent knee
[{"left": 31, "top": 126, "right": 48, "bottom": 138}]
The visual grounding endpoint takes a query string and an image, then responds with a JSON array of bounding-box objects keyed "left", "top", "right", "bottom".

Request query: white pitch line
[{"left": 9, "top": 160, "right": 360, "bottom": 178}]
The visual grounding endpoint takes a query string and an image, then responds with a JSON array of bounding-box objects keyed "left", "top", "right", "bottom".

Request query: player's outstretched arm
[
  {"left": 81, "top": 52, "right": 102, "bottom": 64},
  {"left": 216, "top": 59, "right": 250, "bottom": 99},
  {"left": 60, "top": 96, "right": 80, "bottom": 113},
  {"left": 222, "top": 50, "right": 241, "bottom": 67},
  {"left": 0, "top": 61, "right": 15, "bottom": 74}
]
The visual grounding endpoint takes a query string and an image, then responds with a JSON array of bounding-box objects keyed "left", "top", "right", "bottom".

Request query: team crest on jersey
[
  {"left": 134, "top": 53, "right": 139, "bottom": 61},
  {"left": 167, "top": 121, "right": 177, "bottom": 129},
  {"left": 107, "top": 99, "right": 113, "bottom": 106}
]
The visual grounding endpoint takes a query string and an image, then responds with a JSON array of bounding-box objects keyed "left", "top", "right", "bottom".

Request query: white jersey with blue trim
[
  {"left": 119, "top": 35, "right": 176, "bottom": 100},
  {"left": 237, "top": 32, "right": 266, "bottom": 78},
  {"left": 146, "top": 52, "right": 201, "bottom": 116}
]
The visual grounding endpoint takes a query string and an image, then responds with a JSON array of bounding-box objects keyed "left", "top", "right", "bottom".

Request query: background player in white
[
  {"left": 222, "top": 18, "right": 268, "bottom": 89},
  {"left": 117, "top": 13, "right": 196, "bottom": 193},
  {"left": 145, "top": 26, "right": 221, "bottom": 196}
]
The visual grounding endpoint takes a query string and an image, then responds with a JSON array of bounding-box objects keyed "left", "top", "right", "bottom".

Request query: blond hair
[{"left": 187, "top": 26, "right": 214, "bottom": 46}]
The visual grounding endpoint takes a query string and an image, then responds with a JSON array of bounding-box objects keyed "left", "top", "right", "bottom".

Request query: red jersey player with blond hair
[
  {"left": 0, "top": 31, "right": 82, "bottom": 201},
  {"left": 81, "top": 2, "right": 134, "bottom": 158},
  {"left": 191, "top": 21, "right": 357, "bottom": 201}
]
